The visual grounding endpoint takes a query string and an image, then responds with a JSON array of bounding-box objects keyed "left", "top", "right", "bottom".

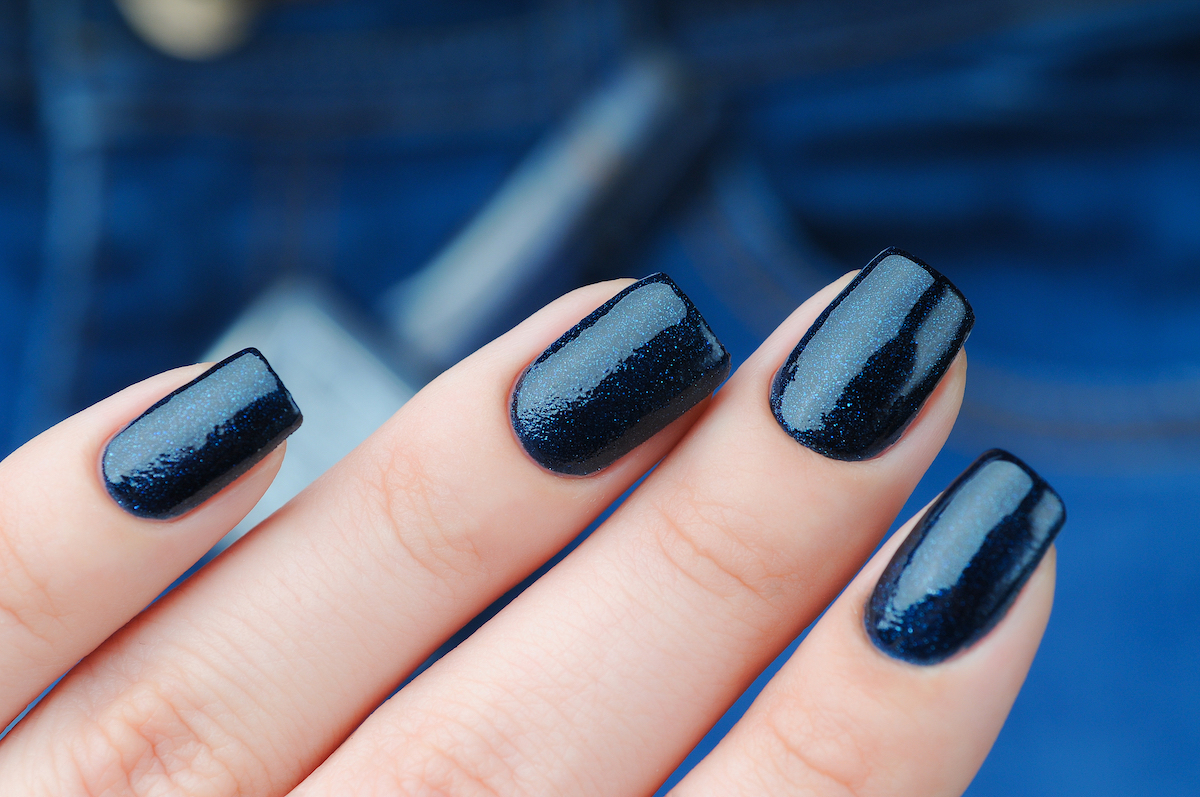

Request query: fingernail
[
  {"left": 511, "top": 273, "right": 730, "bottom": 475},
  {"left": 865, "top": 449, "right": 1066, "bottom": 665},
  {"left": 770, "top": 247, "right": 973, "bottom": 461},
  {"left": 103, "top": 348, "right": 302, "bottom": 519}
]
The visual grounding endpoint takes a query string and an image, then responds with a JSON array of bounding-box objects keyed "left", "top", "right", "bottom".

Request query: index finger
[{"left": 0, "top": 351, "right": 297, "bottom": 724}]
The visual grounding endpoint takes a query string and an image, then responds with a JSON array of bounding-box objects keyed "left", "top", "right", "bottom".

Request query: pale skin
[{"left": 0, "top": 273, "right": 1054, "bottom": 796}]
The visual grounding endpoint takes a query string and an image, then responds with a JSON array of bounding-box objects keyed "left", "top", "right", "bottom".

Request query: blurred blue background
[{"left": 3, "top": 0, "right": 1200, "bottom": 793}]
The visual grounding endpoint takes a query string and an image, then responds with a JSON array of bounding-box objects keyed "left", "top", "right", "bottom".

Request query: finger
[
  {"left": 294, "top": 251, "right": 974, "bottom": 796},
  {"left": 670, "top": 451, "right": 1064, "bottom": 797},
  {"left": 0, "top": 278, "right": 728, "bottom": 796},
  {"left": 0, "top": 349, "right": 296, "bottom": 724}
]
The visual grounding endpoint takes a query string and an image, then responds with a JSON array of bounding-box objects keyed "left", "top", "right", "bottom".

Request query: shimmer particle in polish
[
  {"left": 865, "top": 449, "right": 1066, "bottom": 665},
  {"left": 102, "top": 348, "right": 302, "bottom": 519},
  {"left": 511, "top": 273, "right": 730, "bottom": 475},
  {"left": 770, "top": 247, "right": 973, "bottom": 461}
]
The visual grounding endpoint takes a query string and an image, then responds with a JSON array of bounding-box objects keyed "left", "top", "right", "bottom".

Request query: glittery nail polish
[
  {"left": 770, "top": 247, "right": 973, "bottom": 461},
  {"left": 103, "top": 348, "right": 302, "bottom": 519},
  {"left": 511, "top": 273, "right": 730, "bottom": 475},
  {"left": 865, "top": 449, "right": 1066, "bottom": 665}
]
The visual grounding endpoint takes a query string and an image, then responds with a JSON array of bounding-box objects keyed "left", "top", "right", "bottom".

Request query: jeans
[{"left": 2, "top": 1, "right": 1199, "bottom": 793}]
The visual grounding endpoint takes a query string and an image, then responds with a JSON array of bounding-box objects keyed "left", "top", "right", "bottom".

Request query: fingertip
[{"left": 0, "top": 357, "right": 292, "bottom": 720}]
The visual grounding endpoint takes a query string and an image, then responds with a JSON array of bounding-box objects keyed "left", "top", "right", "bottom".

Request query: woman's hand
[{"left": 0, "top": 252, "right": 1061, "bottom": 796}]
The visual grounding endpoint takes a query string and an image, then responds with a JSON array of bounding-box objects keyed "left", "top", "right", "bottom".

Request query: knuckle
[
  {"left": 352, "top": 440, "right": 486, "bottom": 586},
  {"left": 757, "top": 694, "right": 875, "bottom": 797},
  {"left": 405, "top": 750, "right": 505, "bottom": 797},
  {"left": 388, "top": 720, "right": 514, "bottom": 797},
  {"left": 646, "top": 480, "right": 791, "bottom": 610},
  {"left": 66, "top": 680, "right": 253, "bottom": 797},
  {"left": 0, "top": 522, "right": 65, "bottom": 658}
]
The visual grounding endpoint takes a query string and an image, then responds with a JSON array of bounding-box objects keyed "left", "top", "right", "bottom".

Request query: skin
[{"left": 0, "top": 274, "right": 1054, "bottom": 797}]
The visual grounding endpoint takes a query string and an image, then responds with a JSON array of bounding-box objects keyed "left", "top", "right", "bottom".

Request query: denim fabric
[{"left": 2, "top": 1, "right": 1199, "bottom": 794}]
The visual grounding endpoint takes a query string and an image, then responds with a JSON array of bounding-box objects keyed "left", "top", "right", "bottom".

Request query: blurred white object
[
  {"left": 115, "top": 0, "right": 258, "bottom": 60},
  {"left": 204, "top": 282, "right": 415, "bottom": 551},
  {"left": 203, "top": 50, "right": 706, "bottom": 553}
]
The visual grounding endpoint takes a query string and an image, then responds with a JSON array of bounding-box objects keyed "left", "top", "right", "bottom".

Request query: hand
[{"left": 0, "top": 257, "right": 1061, "bottom": 796}]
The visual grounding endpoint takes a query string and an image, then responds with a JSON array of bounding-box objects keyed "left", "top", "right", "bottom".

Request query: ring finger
[{"left": 671, "top": 450, "right": 1064, "bottom": 796}]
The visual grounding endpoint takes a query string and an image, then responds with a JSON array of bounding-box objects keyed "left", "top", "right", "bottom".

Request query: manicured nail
[
  {"left": 103, "top": 348, "right": 302, "bottom": 519},
  {"left": 865, "top": 449, "right": 1066, "bottom": 664},
  {"left": 511, "top": 273, "right": 730, "bottom": 475},
  {"left": 770, "top": 247, "right": 973, "bottom": 461}
]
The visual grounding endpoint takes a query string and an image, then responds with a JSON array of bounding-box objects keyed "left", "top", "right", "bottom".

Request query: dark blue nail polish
[
  {"left": 511, "top": 273, "right": 730, "bottom": 475},
  {"left": 865, "top": 449, "right": 1066, "bottom": 665},
  {"left": 770, "top": 247, "right": 973, "bottom": 461},
  {"left": 103, "top": 348, "right": 302, "bottom": 519}
]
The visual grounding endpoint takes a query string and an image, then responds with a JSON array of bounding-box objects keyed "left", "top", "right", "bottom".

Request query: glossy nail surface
[
  {"left": 511, "top": 273, "right": 730, "bottom": 475},
  {"left": 103, "top": 348, "right": 302, "bottom": 519},
  {"left": 770, "top": 247, "right": 973, "bottom": 461},
  {"left": 866, "top": 449, "right": 1066, "bottom": 664}
]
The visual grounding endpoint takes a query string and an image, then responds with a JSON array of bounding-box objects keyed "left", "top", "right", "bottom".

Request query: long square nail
[
  {"left": 770, "top": 247, "right": 973, "bottom": 461},
  {"left": 865, "top": 449, "right": 1066, "bottom": 664},
  {"left": 103, "top": 348, "right": 302, "bottom": 519},
  {"left": 511, "top": 273, "right": 730, "bottom": 475}
]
